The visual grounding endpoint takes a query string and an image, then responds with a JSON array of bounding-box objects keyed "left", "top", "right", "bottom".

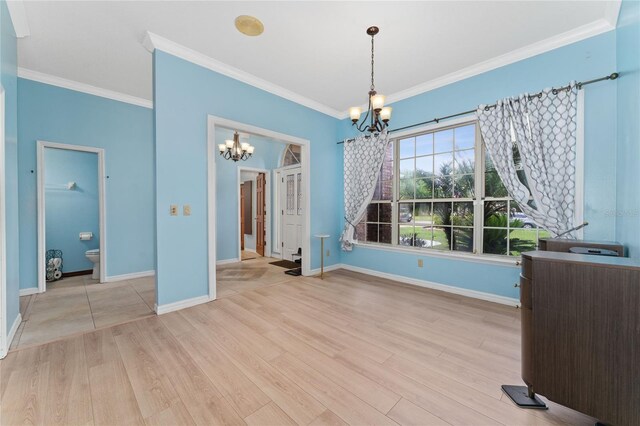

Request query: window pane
[
  {"left": 453, "top": 175, "right": 475, "bottom": 199},
  {"left": 416, "top": 133, "right": 433, "bottom": 156},
  {"left": 379, "top": 203, "right": 392, "bottom": 223},
  {"left": 509, "top": 229, "right": 538, "bottom": 256},
  {"left": 434, "top": 153, "right": 453, "bottom": 175},
  {"left": 415, "top": 227, "right": 433, "bottom": 248},
  {"left": 432, "top": 227, "right": 451, "bottom": 250},
  {"left": 398, "top": 202, "right": 414, "bottom": 224},
  {"left": 453, "top": 228, "right": 473, "bottom": 252},
  {"left": 399, "top": 224, "right": 415, "bottom": 247},
  {"left": 399, "top": 138, "right": 415, "bottom": 159},
  {"left": 400, "top": 159, "right": 414, "bottom": 179},
  {"left": 434, "top": 129, "right": 453, "bottom": 153},
  {"left": 454, "top": 149, "right": 475, "bottom": 174},
  {"left": 365, "top": 224, "right": 378, "bottom": 243},
  {"left": 415, "top": 178, "right": 433, "bottom": 199},
  {"left": 454, "top": 125, "right": 475, "bottom": 150},
  {"left": 434, "top": 175, "right": 452, "bottom": 198},
  {"left": 433, "top": 202, "right": 452, "bottom": 226},
  {"left": 485, "top": 171, "right": 508, "bottom": 197},
  {"left": 415, "top": 156, "right": 433, "bottom": 176},
  {"left": 379, "top": 224, "right": 392, "bottom": 244},
  {"left": 452, "top": 202, "right": 474, "bottom": 226},
  {"left": 484, "top": 201, "right": 508, "bottom": 227},
  {"left": 366, "top": 203, "right": 378, "bottom": 222},
  {"left": 380, "top": 180, "right": 393, "bottom": 201},
  {"left": 399, "top": 179, "right": 415, "bottom": 200},
  {"left": 483, "top": 228, "right": 508, "bottom": 255},
  {"left": 414, "top": 202, "right": 432, "bottom": 226}
]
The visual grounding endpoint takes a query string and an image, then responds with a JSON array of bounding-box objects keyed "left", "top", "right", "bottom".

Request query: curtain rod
[{"left": 337, "top": 72, "right": 619, "bottom": 145}]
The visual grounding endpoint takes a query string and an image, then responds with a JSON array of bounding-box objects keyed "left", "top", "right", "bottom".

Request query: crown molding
[
  {"left": 338, "top": 18, "right": 617, "bottom": 119},
  {"left": 17, "top": 68, "right": 153, "bottom": 109},
  {"left": 604, "top": 0, "right": 622, "bottom": 27},
  {"left": 6, "top": 0, "right": 30, "bottom": 38},
  {"left": 143, "top": 31, "right": 343, "bottom": 119}
]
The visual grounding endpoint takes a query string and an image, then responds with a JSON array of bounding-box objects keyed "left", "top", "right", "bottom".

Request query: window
[
  {"left": 282, "top": 144, "right": 301, "bottom": 166},
  {"left": 356, "top": 120, "right": 549, "bottom": 257}
]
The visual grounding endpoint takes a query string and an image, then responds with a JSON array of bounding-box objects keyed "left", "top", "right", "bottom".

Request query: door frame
[
  {"left": 237, "top": 166, "right": 271, "bottom": 260},
  {"left": 207, "top": 115, "right": 311, "bottom": 301},
  {"left": 37, "top": 141, "right": 107, "bottom": 292}
]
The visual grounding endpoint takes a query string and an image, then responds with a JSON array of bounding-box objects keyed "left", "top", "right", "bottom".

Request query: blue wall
[
  {"left": 338, "top": 31, "right": 619, "bottom": 299},
  {"left": 215, "top": 129, "right": 285, "bottom": 261},
  {"left": 154, "top": 50, "right": 342, "bottom": 306},
  {"left": 616, "top": 0, "right": 640, "bottom": 258},
  {"left": 44, "top": 148, "right": 99, "bottom": 272},
  {"left": 1, "top": 0, "right": 19, "bottom": 335},
  {"left": 18, "top": 79, "right": 155, "bottom": 289}
]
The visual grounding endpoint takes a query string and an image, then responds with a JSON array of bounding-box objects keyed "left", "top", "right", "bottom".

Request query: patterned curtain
[
  {"left": 340, "top": 130, "right": 390, "bottom": 251},
  {"left": 477, "top": 84, "right": 578, "bottom": 237}
]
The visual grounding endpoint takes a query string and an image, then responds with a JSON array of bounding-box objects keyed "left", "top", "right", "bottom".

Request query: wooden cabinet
[{"left": 520, "top": 251, "right": 640, "bottom": 426}]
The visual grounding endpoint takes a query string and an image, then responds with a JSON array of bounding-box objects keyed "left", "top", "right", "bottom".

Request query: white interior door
[{"left": 280, "top": 167, "right": 303, "bottom": 261}]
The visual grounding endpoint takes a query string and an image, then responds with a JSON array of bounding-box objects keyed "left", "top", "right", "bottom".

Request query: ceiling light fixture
[
  {"left": 218, "top": 131, "right": 255, "bottom": 162},
  {"left": 349, "top": 26, "right": 391, "bottom": 134},
  {"left": 235, "top": 15, "right": 264, "bottom": 36}
]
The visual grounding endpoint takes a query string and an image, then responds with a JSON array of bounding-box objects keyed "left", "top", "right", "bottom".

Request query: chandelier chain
[{"left": 370, "top": 34, "right": 375, "bottom": 92}]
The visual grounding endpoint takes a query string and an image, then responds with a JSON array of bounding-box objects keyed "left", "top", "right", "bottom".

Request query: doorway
[
  {"left": 37, "top": 141, "right": 107, "bottom": 291},
  {"left": 274, "top": 165, "right": 303, "bottom": 262},
  {"left": 238, "top": 168, "right": 269, "bottom": 261},
  {"left": 208, "top": 116, "right": 311, "bottom": 301}
]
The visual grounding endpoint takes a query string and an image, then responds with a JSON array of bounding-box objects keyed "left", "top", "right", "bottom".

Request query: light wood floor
[
  {"left": 13, "top": 274, "right": 155, "bottom": 349},
  {"left": 1, "top": 265, "right": 595, "bottom": 425}
]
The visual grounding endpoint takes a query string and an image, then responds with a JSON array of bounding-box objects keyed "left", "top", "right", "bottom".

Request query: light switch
[
  {"left": 170, "top": 205, "right": 178, "bottom": 216},
  {"left": 183, "top": 205, "right": 191, "bottom": 216}
]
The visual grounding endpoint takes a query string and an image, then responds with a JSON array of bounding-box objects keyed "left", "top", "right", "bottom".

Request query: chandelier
[
  {"left": 349, "top": 26, "right": 392, "bottom": 133},
  {"left": 218, "top": 131, "right": 255, "bottom": 162}
]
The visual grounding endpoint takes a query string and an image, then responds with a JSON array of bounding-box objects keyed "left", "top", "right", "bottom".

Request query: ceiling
[{"left": 16, "top": 1, "right": 619, "bottom": 116}]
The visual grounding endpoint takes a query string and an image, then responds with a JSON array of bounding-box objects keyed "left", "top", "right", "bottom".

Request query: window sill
[{"left": 351, "top": 242, "right": 521, "bottom": 268}]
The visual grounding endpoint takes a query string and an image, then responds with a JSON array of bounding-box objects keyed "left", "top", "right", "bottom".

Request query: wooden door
[
  {"left": 240, "top": 183, "right": 245, "bottom": 250},
  {"left": 256, "top": 173, "right": 266, "bottom": 256}
]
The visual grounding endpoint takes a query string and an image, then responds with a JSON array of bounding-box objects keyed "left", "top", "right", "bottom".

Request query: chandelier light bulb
[
  {"left": 380, "top": 106, "right": 392, "bottom": 122},
  {"left": 371, "top": 94, "right": 385, "bottom": 111},
  {"left": 247, "top": 146, "right": 255, "bottom": 154},
  {"left": 349, "top": 107, "right": 362, "bottom": 122},
  {"left": 241, "top": 142, "right": 250, "bottom": 151},
  {"left": 218, "top": 144, "right": 226, "bottom": 153},
  {"left": 225, "top": 139, "right": 234, "bottom": 148}
]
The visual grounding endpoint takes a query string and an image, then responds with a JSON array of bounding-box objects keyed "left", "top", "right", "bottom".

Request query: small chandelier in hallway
[
  {"left": 349, "top": 26, "right": 392, "bottom": 134},
  {"left": 218, "top": 131, "right": 255, "bottom": 162}
]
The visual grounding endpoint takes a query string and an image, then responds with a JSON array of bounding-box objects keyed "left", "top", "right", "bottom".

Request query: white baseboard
[
  {"left": 105, "top": 270, "right": 155, "bottom": 283},
  {"left": 1, "top": 313, "right": 22, "bottom": 358},
  {"left": 216, "top": 258, "right": 240, "bottom": 265},
  {"left": 307, "top": 263, "right": 343, "bottom": 276},
  {"left": 19, "top": 287, "right": 39, "bottom": 296},
  {"left": 335, "top": 263, "right": 519, "bottom": 307},
  {"left": 155, "top": 295, "right": 212, "bottom": 315}
]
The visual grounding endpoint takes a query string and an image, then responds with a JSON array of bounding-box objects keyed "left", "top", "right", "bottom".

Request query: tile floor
[{"left": 12, "top": 274, "right": 155, "bottom": 349}]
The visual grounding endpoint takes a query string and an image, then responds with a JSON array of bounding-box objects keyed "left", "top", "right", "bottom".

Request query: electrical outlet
[
  {"left": 183, "top": 205, "right": 191, "bottom": 216},
  {"left": 326, "top": 250, "right": 330, "bottom": 257},
  {"left": 170, "top": 205, "right": 178, "bottom": 216},
  {"left": 417, "top": 259, "right": 424, "bottom": 268}
]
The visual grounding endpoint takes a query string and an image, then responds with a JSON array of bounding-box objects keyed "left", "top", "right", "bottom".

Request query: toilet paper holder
[{"left": 79, "top": 232, "right": 93, "bottom": 240}]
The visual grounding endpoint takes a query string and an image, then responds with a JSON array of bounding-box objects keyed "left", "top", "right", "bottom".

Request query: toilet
[{"left": 85, "top": 249, "right": 100, "bottom": 279}]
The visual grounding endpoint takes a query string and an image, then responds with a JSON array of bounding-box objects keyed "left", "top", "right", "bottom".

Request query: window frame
[{"left": 354, "top": 115, "right": 559, "bottom": 265}]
